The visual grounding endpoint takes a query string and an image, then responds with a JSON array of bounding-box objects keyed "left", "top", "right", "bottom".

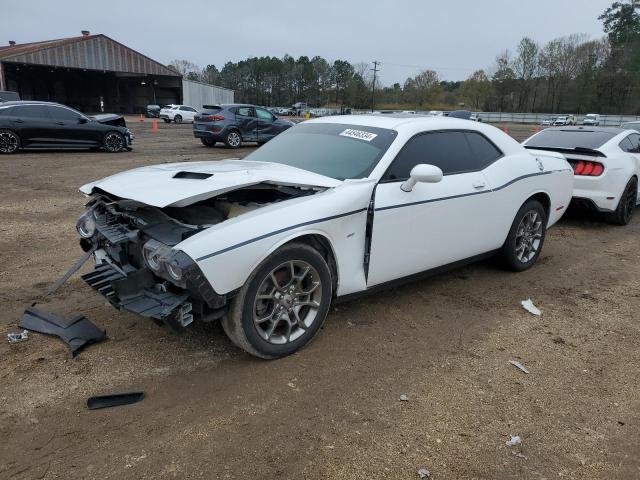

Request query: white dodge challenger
[
  {"left": 76, "top": 115, "right": 573, "bottom": 358},
  {"left": 523, "top": 126, "right": 640, "bottom": 225}
]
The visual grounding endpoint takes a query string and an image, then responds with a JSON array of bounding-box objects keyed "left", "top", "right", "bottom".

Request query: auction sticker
[{"left": 339, "top": 129, "right": 378, "bottom": 141}]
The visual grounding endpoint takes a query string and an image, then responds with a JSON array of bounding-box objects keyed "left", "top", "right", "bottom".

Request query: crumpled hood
[
  {"left": 80, "top": 159, "right": 341, "bottom": 207},
  {"left": 89, "top": 113, "right": 126, "bottom": 127}
]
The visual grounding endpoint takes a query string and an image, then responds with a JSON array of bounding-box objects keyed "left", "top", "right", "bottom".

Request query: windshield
[
  {"left": 243, "top": 123, "right": 398, "bottom": 180},
  {"left": 525, "top": 129, "right": 616, "bottom": 150}
]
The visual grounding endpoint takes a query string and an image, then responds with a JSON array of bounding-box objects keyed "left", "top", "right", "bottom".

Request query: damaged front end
[
  {"left": 77, "top": 182, "right": 321, "bottom": 330},
  {"left": 78, "top": 196, "right": 228, "bottom": 330}
]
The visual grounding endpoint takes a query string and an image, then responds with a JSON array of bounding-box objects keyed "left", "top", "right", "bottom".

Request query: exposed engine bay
[{"left": 76, "top": 182, "right": 324, "bottom": 330}]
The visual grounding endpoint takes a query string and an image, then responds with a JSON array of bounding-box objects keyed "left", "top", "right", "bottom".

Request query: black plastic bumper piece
[
  {"left": 87, "top": 391, "right": 145, "bottom": 410},
  {"left": 19, "top": 306, "right": 106, "bottom": 357},
  {"left": 82, "top": 263, "right": 193, "bottom": 330}
]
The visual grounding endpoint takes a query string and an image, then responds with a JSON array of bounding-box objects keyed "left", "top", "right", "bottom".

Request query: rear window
[
  {"left": 525, "top": 129, "right": 616, "bottom": 150},
  {"left": 199, "top": 107, "right": 222, "bottom": 115}
]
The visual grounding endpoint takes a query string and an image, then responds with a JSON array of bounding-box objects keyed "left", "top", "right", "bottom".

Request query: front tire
[
  {"left": 0, "top": 130, "right": 20, "bottom": 154},
  {"left": 174, "top": 115, "right": 182, "bottom": 124},
  {"left": 163, "top": 118, "right": 170, "bottom": 123},
  {"left": 201, "top": 138, "right": 216, "bottom": 147},
  {"left": 223, "top": 243, "right": 333, "bottom": 359},
  {"left": 102, "top": 131, "right": 125, "bottom": 153},
  {"left": 501, "top": 199, "right": 547, "bottom": 272},
  {"left": 606, "top": 177, "right": 637, "bottom": 226},
  {"left": 224, "top": 130, "right": 242, "bottom": 149}
]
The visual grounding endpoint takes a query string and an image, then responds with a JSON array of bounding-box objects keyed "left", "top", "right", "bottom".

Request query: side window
[
  {"left": 383, "top": 131, "right": 477, "bottom": 181},
  {"left": 619, "top": 137, "right": 635, "bottom": 152},
  {"left": 180, "top": 106, "right": 196, "bottom": 112},
  {"left": 464, "top": 132, "right": 503, "bottom": 165},
  {"left": 14, "top": 105, "right": 49, "bottom": 118},
  {"left": 47, "top": 106, "right": 82, "bottom": 121},
  {"left": 237, "top": 107, "right": 254, "bottom": 117},
  {"left": 256, "top": 108, "right": 274, "bottom": 121},
  {"left": 627, "top": 133, "right": 640, "bottom": 153}
]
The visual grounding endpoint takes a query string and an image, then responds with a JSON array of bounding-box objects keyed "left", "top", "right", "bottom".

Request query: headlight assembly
[
  {"left": 142, "top": 240, "right": 185, "bottom": 284},
  {"left": 76, "top": 212, "right": 96, "bottom": 238},
  {"left": 166, "top": 259, "right": 183, "bottom": 281}
]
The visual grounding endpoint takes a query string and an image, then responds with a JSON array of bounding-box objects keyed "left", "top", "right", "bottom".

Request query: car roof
[
  {"left": 0, "top": 100, "right": 62, "bottom": 107},
  {"left": 309, "top": 113, "right": 484, "bottom": 130}
]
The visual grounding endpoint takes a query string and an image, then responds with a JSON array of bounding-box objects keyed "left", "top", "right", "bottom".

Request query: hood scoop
[{"left": 173, "top": 171, "right": 213, "bottom": 180}]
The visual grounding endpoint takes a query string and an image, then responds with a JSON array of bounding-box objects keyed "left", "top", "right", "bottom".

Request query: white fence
[
  {"left": 351, "top": 109, "right": 640, "bottom": 126},
  {"left": 182, "top": 79, "right": 234, "bottom": 108}
]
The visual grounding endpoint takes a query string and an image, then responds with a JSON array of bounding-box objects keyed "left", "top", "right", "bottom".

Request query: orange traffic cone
[
  {"left": 151, "top": 118, "right": 159, "bottom": 132},
  {"left": 532, "top": 125, "right": 541, "bottom": 133},
  {"left": 502, "top": 126, "right": 509, "bottom": 134},
  {"left": 139, "top": 114, "right": 144, "bottom": 122}
]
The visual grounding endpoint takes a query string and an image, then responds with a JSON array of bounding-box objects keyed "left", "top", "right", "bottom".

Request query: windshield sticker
[{"left": 339, "top": 129, "right": 378, "bottom": 142}]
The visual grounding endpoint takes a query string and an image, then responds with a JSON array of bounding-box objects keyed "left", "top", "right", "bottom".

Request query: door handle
[
  {"left": 56, "top": 122, "right": 65, "bottom": 125},
  {"left": 472, "top": 180, "right": 486, "bottom": 189},
  {"left": 14, "top": 119, "right": 24, "bottom": 123}
]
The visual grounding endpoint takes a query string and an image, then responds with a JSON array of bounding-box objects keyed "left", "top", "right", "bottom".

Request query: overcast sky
[{"left": 2, "top": 0, "right": 614, "bottom": 85}]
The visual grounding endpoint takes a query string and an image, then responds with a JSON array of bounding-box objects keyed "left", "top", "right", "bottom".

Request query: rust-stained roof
[{"left": 0, "top": 34, "right": 180, "bottom": 77}]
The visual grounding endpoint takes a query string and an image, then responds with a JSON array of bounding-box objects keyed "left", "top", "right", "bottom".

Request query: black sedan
[
  {"left": 0, "top": 101, "right": 134, "bottom": 154},
  {"left": 193, "top": 104, "right": 294, "bottom": 148}
]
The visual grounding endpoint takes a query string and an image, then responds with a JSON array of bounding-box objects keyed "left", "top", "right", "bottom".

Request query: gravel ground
[{"left": 0, "top": 120, "right": 638, "bottom": 479}]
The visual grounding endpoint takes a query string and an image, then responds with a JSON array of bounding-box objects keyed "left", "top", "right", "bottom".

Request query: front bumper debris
[{"left": 82, "top": 263, "right": 194, "bottom": 330}]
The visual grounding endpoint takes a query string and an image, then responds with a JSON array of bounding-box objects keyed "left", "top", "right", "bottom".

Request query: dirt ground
[{"left": 0, "top": 120, "right": 638, "bottom": 480}]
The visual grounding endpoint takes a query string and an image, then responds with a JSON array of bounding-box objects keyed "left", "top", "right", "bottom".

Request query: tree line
[{"left": 169, "top": 1, "right": 640, "bottom": 114}]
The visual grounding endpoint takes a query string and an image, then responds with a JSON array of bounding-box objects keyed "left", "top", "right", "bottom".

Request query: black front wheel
[
  {"left": 174, "top": 115, "right": 182, "bottom": 124},
  {"left": 501, "top": 199, "right": 547, "bottom": 272},
  {"left": 222, "top": 243, "right": 333, "bottom": 359},
  {"left": 606, "top": 177, "right": 638, "bottom": 226},
  {"left": 103, "top": 132, "right": 125, "bottom": 153},
  {"left": 201, "top": 138, "right": 216, "bottom": 147},
  {"left": 0, "top": 130, "right": 20, "bottom": 154}
]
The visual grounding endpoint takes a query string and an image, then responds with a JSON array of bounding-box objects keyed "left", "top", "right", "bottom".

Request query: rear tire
[
  {"left": 224, "top": 130, "right": 242, "bottom": 149},
  {"left": 163, "top": 118, "right": 170, "bottom": 123},
  {"left": 102, "top": 131, "right": 125, "bottom": 153},
  {"left": 0, "top": 129, "right": 20, "bottom": 154},
  {"left": 224, "top": 243, "right": 333, "bottom": 359},
  {"left": 201, "top": 138, "right": 216, "bottom": 147},
  {"left": 174, "top": 115, "right": 182, "bottom": 124},
  {"left": 500, "top": 199, "right": 547, "bottom": 272},
  {"left": 605, "top": 177, "right": 637, "bottom": 226}
]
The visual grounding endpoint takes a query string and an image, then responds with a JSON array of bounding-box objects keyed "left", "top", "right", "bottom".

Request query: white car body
[
  {"left": 428, "top": 110, "right": 444, "bottom": 116},
  {"left": 77, "top": 115, "right": 573, "bottom": 355},
  {"left": 553, "top": 115, "right": 577, "bottom": 126},
  {"left": 159, "top": 104, "right": 198, "bottom": 123},
  {"left": 583, "top": 114, "right": 600, "bottom": 126},
  {"left": 523, "top": 127, "right": 640, "bottom": 213}
]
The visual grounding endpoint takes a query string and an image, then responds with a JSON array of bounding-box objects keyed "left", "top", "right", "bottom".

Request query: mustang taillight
[
  {"left": 573, "top": 160, "right": 604, "bottom": 176},
  {"left": 204, "top": 114, "right": 225, "bottom": 121}
]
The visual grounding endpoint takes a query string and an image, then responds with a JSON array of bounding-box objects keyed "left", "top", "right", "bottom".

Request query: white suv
[{"left": 159, "top": 105, "right": 198, "bottom": 123}]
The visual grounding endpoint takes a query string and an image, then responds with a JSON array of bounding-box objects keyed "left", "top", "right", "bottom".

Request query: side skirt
[{"left": 336, "top": 250, "right": 499, "bottom": 304}]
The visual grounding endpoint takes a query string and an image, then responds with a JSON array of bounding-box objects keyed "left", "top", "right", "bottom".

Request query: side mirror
[
  {"left": 78, "top": 117, "right": 89, "bottom": 124},
  {"left": 400, "top": 164, "right": 443, "bottom": 192}
]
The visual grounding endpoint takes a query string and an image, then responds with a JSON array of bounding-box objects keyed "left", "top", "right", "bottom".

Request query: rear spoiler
[
  {"left": 523, "top": 145, "right": 605, "bottom": 157},
  {"left": 202, "top": 105, "right": 221, "bottom": 109}
]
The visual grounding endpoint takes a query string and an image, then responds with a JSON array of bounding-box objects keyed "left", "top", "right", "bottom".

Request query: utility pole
[{"left": 371, "top": 61, "right": 380, "bottom": 112}]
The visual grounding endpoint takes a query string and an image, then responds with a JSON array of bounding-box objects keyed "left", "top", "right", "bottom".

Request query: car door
[
  {"left": 8, "top": 104, "right": 57, "bottom": 147},
  {"left": 180, "top": 106, "right": 197, "bottom": 122},
  {"left": 45, "top": 105, "right": 97, "bottom": 147},
  {"left": 367, "top": 130, "right": 502, "bottom": 287},
  {"left": 255, "top": 107, "right": 278, "bottom": 142},
  {"left": 234, "top": 106, "right": 258, "bottom": 141}
]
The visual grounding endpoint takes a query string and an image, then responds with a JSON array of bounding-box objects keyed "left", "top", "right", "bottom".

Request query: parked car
[
  {"left": 583, "top": 113, "right": 600, "bottom": 126},
  {"left": 523, "top": 126, "right": 640, "bottom": 225},
  {"left": 428, "top": 110, "right": 444, "bottom": 116},
  {"left": 146, "top": 104, "right": 161, "bottom": 118},
  {"left": 620, "top": 121, "right": 640, "bottom": 132},
  {"left": 159, "top": 104, "right": 198, "bottom": 123},
  {"left": 76, "top": 115, "right": 572, "bottom": 358},
  {"left": 193, "top": 104, "right": 295, "bottom": 148},
  {"left": 553, "top": 115, "right": 577, "bottom": 126},
  {"left": 541, "top": 117, "right": 556, "bottom": 126},
  {"left": 447, "top": 110, "right": 481, "bottom": 122},
  {"left": 0, "top": 101, "right": 133, "bottom": 154}
]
